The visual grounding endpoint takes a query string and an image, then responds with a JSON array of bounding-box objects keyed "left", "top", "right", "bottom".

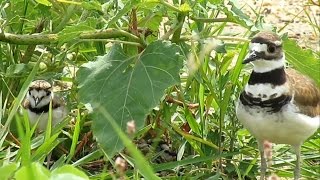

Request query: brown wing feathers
[{"left": 286, "top": 69, "right": 320, "bottom": 117}]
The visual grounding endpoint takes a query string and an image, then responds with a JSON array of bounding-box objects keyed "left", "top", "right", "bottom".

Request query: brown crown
[
  {"left": 251, "top": 31, "right": 282, "bottom": 46},
  {"left": 29, "top": 80, "right": 52, "bottom": 91}
]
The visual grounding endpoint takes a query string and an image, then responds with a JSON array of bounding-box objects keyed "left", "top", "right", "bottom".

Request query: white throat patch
[{"left": 251, "top": 56, "right": 285, "bottom": 73}]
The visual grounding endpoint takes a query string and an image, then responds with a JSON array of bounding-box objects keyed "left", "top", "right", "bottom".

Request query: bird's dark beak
[
  {"left": 35, "top": 97, "right": 40, "bottom": 106},
  {"left": 243, "top": 51, "right": 259, "bottom": 64}
]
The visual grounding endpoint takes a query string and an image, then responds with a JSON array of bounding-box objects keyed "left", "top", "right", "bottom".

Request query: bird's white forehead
[
  {"left": 249, "top": 43, "right": 267, "bottom": 52},
  {"left": 29, "top": 89, "right": 48, "bottom": 98}
]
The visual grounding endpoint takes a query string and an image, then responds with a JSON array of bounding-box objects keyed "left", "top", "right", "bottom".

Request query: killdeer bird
[
  {"left": 22, "top": 80, "right": 67, "bottom": 131},
  {"left": 236, "top": 31, "right": 320, "bottom": 180}
]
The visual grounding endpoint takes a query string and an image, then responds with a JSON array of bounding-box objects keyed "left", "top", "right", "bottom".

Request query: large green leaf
[
  {"left": 0, "top": 163, "right": 19, "bottom": 180},
  {"left": 13, "top": 163, "right": 89, "bottom": 180},
  {"left": 51, "top": 165, "right": 89, "bottom": 180},
  {"left": 283, "top": 38, "right": 320, "bottom": 85},
  {"left": 14, "top": 163, "right": 50, "bottom": 180},
  {"left": 77, "top": 41, "right": 182, "bottom": 157}
]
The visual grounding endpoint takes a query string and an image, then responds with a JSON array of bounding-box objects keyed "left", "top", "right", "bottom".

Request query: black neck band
[
  {"left": 240, "top": 92, "right": 292, "bottom": 113},
  {"left": 249, "top": 67, "right": 286, "bottom": 85},
  {"left": 29, "top": 103, "right": 60, "bottom": 114}
]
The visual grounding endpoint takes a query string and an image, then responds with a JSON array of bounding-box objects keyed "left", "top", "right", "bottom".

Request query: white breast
[
  {"left": 245, "top": 83, "right": 289, "bottom": 100},
  {"left": 28, "top": 106, "right": 67, "bottom": 131},
  {"left": 236, "top": 101, "right": 320, "bottom": 146}
]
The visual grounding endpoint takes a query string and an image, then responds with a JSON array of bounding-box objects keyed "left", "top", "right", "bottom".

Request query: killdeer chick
[
  {"left": 22, "top": 80, "right": 67, "bottom": 131},
  {"left": 236, "top": 31, "right": 320, "bottom": 180}
]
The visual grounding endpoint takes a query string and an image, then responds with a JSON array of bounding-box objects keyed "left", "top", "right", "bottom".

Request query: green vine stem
[
  {"left": 190, "top": 17, "right": 230, "bottom": 23},
  {"left": 0, "top": 28, "right": 144, "bottom": 46}
]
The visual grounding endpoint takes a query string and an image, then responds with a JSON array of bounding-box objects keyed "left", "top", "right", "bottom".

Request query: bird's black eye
[
  {"left": 46, "top": 91, "right": 51, "bottom": 96},
  {"left": 267, "top": 45, "right": 276, "bottom": 53},
  {"left": 29, "top": 91, "right": 31, "bottom": 95}
]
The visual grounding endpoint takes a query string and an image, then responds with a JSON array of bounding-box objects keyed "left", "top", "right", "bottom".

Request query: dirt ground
[{"left": 237, "top": 0, "right": 319, "bottom": 51}]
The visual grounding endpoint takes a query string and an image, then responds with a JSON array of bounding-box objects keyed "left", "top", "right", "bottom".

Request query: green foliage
[
  {"left": 57, "top": 18, "right": 97, "bottom": 45},
  {"left": 15, "top": 163, "right": 50, "bottom": 180},
  {"left": 0, "top": 163, "right": 19, "bottom": 179},
  {"left": 0, "top": 0, "right": 319, "bottom": 179},
  {"left": 51, "top": 165, "right": 89, "bottom": 180},
  {"left": 98, "top": 107, "right": 161, "bottom": 179},
  {"left": 77, "top": 41, "right": 182, "bottom": 157},
  {"left": 220, "top": 0, "right": 254, "bottom": 28},
  {"left": 283, "top": 38, "right": 320, "bottom": 85},
  {"left": 13, "top": 162, "right": 89, "bottom": 180}
]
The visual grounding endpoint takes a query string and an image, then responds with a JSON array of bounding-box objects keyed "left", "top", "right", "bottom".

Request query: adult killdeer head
[
  {"left": 236, "top": 31, "right": 320, "bottom": 180},
  {"left": 23, "top": 80, "right": 67, "bottom": 131}
]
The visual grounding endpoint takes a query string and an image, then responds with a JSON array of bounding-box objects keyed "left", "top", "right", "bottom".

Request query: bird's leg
[
  {"left": 258, "top": 140, "right": 267, "bottom": 180},
  {"left": 263, "top": 141, "right": 273, "bottom": 167},
  {"left": 293, "top": 145, "right": 301, "bottom": 180},
  {"left": 46, "top": 151, "right": 52, "bottom": 169}
]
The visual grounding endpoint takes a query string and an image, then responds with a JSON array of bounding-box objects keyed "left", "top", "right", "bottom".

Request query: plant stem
[
  {"left": 53, "top": 4, "right": 76, "bottom": 33},
  {"left": 21, "top": 19, "right": 46, "bottom": 63},
  {"left": 190, "top": 17, "right": 230, "bottom": 23},
  {"left": 79, "top": 39, "right": 143, "bottom": 47},
  {"left": 0, "top": 28, "right": 144, "bottom": 46},
  {"left": 172, "top": 125, "right": 220, "bottom": 150},
  {"left": 159, "top": 0, "right": 182, "bottom": 12},
  {"left": 179, "top": 35, "right": 249, "bottom": 42}
]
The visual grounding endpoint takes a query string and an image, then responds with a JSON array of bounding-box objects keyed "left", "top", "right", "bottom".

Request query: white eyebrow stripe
[
  {"left": 249, "top": 43, "right": 268, "bottom": 52},
  {"left": 274, "top": 40, "right": 282, "bottom": 46}
]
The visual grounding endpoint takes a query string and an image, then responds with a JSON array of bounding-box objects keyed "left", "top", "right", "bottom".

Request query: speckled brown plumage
[
  {"left": 252, "top": 31, "right": 282, "bottom": 44},
  {"left": 286, "top": 69, "right": 320, "bottom": 117},
  {"left": 29, "top": 80, "right": 52, "bottom": 91}
]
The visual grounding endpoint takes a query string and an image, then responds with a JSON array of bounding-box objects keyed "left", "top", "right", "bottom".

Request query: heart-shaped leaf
[{"left": 77, "top": 41, "right": 182, "bottom": 157}]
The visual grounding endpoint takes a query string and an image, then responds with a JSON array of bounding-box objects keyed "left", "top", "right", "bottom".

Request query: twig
[
  {"left": 166, "top": 96, "right": 199, "bottom": 109},
  {"left": 7, "top": 131, "right": 21, "bottom": 146},
  {"left": 21, "top": 19, "right": 46, "bottom": 63},
  {"left": 308, "top": 0, "right": 320, "bottom": 6},
  {"left": 75, "top": 131, "right": 93, "bottom": 157}
]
